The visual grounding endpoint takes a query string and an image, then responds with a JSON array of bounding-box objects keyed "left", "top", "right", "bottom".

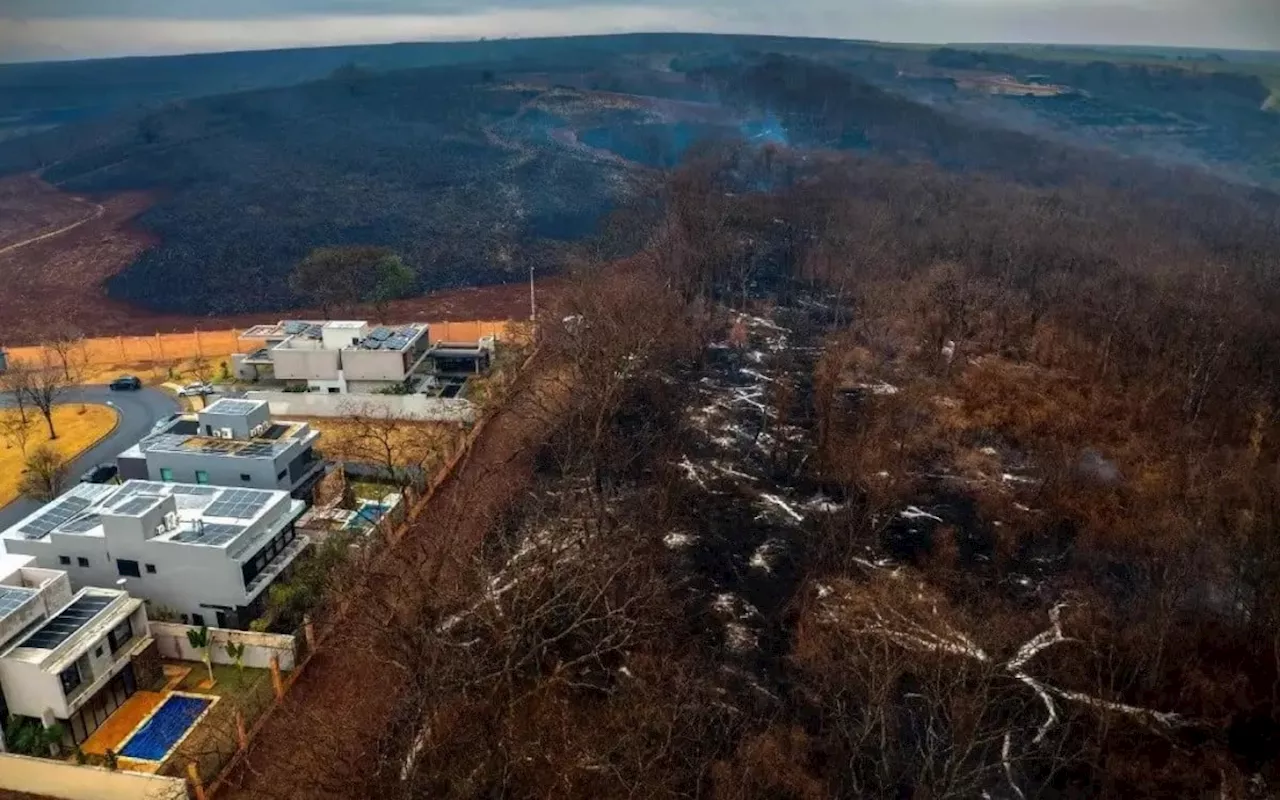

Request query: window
[
  {"left": 159, "top": 467, "right": 174, "bottom": 482},
  {"left": 195, "top": 470, "right": 210, "bottom": 485},
  {"left": 192, "top": 613, "right": 206, "bottom": 627},
  {"left": 107, "top": 618, "right": 133, "bottom": 653},
  {"left": 117, "top": 559, "right": 141, "bottom": 578},
  {"left": 145, "top": 563, "right": 156, "bottom": 574},
  {"left": 180, "top": 614, "right": 189, "bottom": 624},
  {"left": 277, "top": 470, "right": 287, "bottom": 481},
  {"left": 240, "top": 473, "right": 251, "bottom": 482},
  {"left": 327, "top": 387, "right": 340, "bottom": 394},
  {"left": 60, "top": 664, "right": 81, "bottom": 695},
  {"left": 58, "top": 555, "right": 71, "bottom": 565},
  {"left": 77, "top": 557, "right": 89, "bottom": 568},
  {"left": 94, "top": 646, "right": 103, "bottom": 658}
]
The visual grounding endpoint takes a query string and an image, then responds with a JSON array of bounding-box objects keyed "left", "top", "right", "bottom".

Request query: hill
[{"left": 0, "top": 34, "right": 1278, "bottom": 320}]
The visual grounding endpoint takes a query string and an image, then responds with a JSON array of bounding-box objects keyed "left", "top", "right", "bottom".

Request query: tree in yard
[
  {"left": 364, "top": 254, "right": 417, "bottom": 322},
  {"left": 225, "top": 640, "right": 247, "bottom": 685},
  {"left": 188, "top": 356, "right": 216, "bottom": 409},
  {"left": 42, "top": 328, "right": 88, "bottom": 385},
  {"left": 330, "top": 401, "right": 454, "bottom": 493},
  {"left": 187, "top": 624, "right": 215, "bottom": 686},
  {"left": 19, "top": 445, "right": 68, "bottom": 502},
  {"left": 0, "top": 410, "right": 33, "bottom": 456},
  {"left": 0, "top": 358, "right": 34, "bottom": 424},
  {"left": 23, "top": 352, "right": 72, "bottom": 440}
]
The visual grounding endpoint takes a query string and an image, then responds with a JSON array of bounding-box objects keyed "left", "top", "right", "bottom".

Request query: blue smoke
[{"left": 740, "top": 112, "right": 789, "bottom": 147}]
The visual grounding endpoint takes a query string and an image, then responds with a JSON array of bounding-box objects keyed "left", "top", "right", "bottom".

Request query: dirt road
[
  {"left": 0, "top": 198, "right": 103, "bottom": 257},
  {"left": 218, "top": 358, "right": 569, "bottom": 799}
]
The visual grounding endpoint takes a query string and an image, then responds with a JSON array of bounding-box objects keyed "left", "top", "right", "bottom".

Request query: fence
[
  {"left": 247, "top": 390, "right": 476, "bottom": 422},
  {"left": 149, "top": 622, "right": 298, "bottom": 671},
  {"left": 0, "top": 752, "right": 189, "bottom": 800}
]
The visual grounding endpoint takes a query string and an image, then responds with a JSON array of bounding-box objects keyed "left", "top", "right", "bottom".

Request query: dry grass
[
  {"left": 0, "top": 404, "right": 119, "bottom": 506},
  {"left": 303, "top": 416, "right": 460, "bottom": 462}
]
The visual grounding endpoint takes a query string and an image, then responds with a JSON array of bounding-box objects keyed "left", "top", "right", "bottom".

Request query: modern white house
[
  {"left": 0, "top": 554, "right": 155, "bottom": 749},
  {"left": 0, "top": 480, "right": 308, "bottom": 630},
  {"left": 116, "top": 397, "right": 324, "bottom": 495},
  {"left": 233, "top": 320, "right": 431, "bottom": 393}
]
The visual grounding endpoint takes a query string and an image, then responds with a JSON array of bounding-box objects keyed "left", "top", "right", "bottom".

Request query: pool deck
[{"left": 80, "top": 691, "right": 165, "bottom": 757}]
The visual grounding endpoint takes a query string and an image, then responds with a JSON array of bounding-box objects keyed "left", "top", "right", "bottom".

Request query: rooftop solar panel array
[
  {"left": 0, "top": 586, "right": 36, "bottom": 616},
  {"left": 18, "top": 495, "right": 92, "bottom": 539},
  {"left": 59, "top": 514, "right": 102, "bottom": 534},
  {"left": 171, "top": 521, "right": 245, "bottom": 547},
  {"left": 204, "top": 399, "right": 260, "bottom": 416},
  {"left": 283, "top": 320, "right": 309, "bottom": 335},
  {"left": 204, "top": 489, "right": 273, "bottom": 520},
  {"left": 369, "top": 326, "right": 392, "bottom": 341},
  {"left": 19, "top": 595, "right": 113, "bottom": 651},
  {"left": 114, "top": 495, "right": 162, "bottom": 516}
]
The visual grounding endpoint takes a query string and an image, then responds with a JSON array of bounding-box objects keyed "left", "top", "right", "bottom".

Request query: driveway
[{"left": 0, "top": 385, "right": 180, "bottom": 531}]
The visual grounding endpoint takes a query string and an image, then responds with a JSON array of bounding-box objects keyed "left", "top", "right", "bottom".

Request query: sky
[{"left": 1, "top": 0, "right": 1278, "bottom": 63}]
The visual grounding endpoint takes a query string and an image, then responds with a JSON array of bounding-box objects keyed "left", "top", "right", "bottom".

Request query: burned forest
[{"left": 228, "top": 126, "right": 1280, "bottom": 800}]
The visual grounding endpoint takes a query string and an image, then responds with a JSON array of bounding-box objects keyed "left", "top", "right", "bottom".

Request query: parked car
[
  {"left": 178, "top": 382, "right": 215, "bottom": 397},
  {"left": 109, "top": 376, "right": 142, "bottom": 391},
  {"left": 80, "top": 464, "right": 119, "bottom": 484}
]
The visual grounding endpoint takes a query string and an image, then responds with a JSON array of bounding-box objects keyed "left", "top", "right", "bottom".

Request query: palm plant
[
  {"left": 186, "top": 624, "right": 214, "bottom": 685},
  {"left": 224, "top": 640, "right": 246, "bottom": 685}
]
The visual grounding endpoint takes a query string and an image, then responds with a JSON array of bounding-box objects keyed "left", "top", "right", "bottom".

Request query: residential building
[
  {"left": 233, "top": 320, "right": 431, "bottom": 393},
  {"left": 0, "top": 554, "right": 156, "bottom": 749},
  {"left": 0, "top": 480, "right": 309, "bottom": 630},
  {"left": 116, "top": 398, "right": 323, "bottom": 495}
]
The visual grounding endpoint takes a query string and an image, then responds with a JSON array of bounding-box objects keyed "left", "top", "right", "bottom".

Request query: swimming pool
[
  {"left": 345, "top": 500, "right": 392, "bottom": 531},
  {"left": 117, "top": 693, "right": 214, "bottom": 762}
]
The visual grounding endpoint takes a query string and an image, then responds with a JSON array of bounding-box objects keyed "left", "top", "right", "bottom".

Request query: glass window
[
  {"left": 108, "top": 618, "right": 133, "bottom": 653},
  {"left": 192, "top": 613, "right": 205, "bottom": 627},
  {"left": 58, "top": 555, "right": 70, "bottom": 565},
  {"left": 277, "top": 470, "right": 287, "bottom": 481},
  {"left": 117, "top": 559, "right": 141, "bottom": 578},
  {"left": 145, "top": 563, "right": 156, "bottom": 574},
  {"left": 195, "top": 470, "right": 210, "bottom": 485},
  {"left": 77, "top": 557, "right": 89, "bottom": 568},
  {"left": 159, "top": 467, "right": 174, "bottom": 482},
  {"left": 240, "top": 473, "right": 251, "bottom": 482},
  {"left": 59, "top": 664, "right": 81, "bottom": 695},
  {"left": 94, "top": 646, "right": 103, "bottom": 658}
]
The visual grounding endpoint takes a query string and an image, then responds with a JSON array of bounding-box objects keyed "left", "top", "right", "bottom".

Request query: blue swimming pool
[{"left": 118, "top": 694, "right": 213, "bottom": 762}]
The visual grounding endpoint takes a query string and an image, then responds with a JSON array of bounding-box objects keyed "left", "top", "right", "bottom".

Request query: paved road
[{"left": 0, "top": 386, "right": 179, "bottom": 531}]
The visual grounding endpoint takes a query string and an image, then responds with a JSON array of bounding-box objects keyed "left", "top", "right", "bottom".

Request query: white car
[{"left": 177, "top": 382, "right": 215, "bottom": 397}]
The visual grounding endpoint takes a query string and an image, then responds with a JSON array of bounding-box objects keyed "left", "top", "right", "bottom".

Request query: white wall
[
  {"left": 0, "top": 659, "right": 67, "bottom": 719},
  {"left": 0, "top": 753, "right": 188, "bottom": 800},
  {"left": 149, "top": 621, "right": 297, "bottom": 671},
  {"left": 246, "top": 391, "right": 475, "bottom": 422}
]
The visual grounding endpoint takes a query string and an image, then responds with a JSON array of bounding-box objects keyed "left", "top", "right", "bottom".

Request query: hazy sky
[{"left": 2, "top": 0, "right": 1278, "bottom": 62}]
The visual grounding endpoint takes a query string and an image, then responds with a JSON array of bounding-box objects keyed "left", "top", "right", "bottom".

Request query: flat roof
[
  {"left": 202, "top": 398, "right": 266, "bottom": 416},
  {"left": 324, "top": 320, "right": 367, "bottom": 329},
  {"left": 1, "top": 481, "right": 298, "bottom": 551},
  {"left": 0, "top": 588, "right": 138, "bottom": 668}
]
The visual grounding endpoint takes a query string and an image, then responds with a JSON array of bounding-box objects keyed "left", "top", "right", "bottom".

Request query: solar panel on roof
[
  {"left": 205, "top": 489, "right": 273, "bottom": 519},
  {"left": 20, "top": 595, "right": 113, "bottom": 650},
  {"left": 283, "top": 321, "right": 309, "bottom": 335},
  {"left": 304, "top": 324, "right": 324, "bottom": 338},
  {"left": 114, "top": 495, "right": 161, "bottom": 515},
  {"left": 399, "top": 327, "right": 418, "bottom": 337},
  {"left": 171, "top": 522, "right": 244, "bottom": 547},
  {"left": 384, "top": 336, "right": 408, "bottom": 350},
  {"left": 19, "top": 495, "right": 92, "bottom": 539},
  {"left": 238, "top": 442, "right": 277, "bottom": 458},
  {"left": 206, "top": 399, "right": 259, "bottom": 415},
  {"left": 59, "top": 514, "right": 102, "bottom": 534},
  {"left": 0, "top": 586, "right": 36, "bottom": 616},
  {"left": 369, "top": 327, "right": 392, "bottom": 341},
  {"left": 171, "top": 485, "right": 218, "bottom": 496}
]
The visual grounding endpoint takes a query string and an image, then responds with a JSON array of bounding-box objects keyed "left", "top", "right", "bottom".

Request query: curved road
[{"left": 0, "top": 386, "right": 179, "bottom": 531}]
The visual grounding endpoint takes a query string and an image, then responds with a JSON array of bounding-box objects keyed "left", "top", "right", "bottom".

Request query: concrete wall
[
  {"left": 270, "top": 347, "right": 340, "bottom": 380},
  {"left": 0, "top": 570, "right": 72, "bottom": 650},
  {"left": 246, "top": 391, "right": 475, "bottom": 422},
  {"left": 340, "top": 348, "right": 410, "bottom": 381},
  {"left": 149, "top": 621, "right": 297, "bottom": 670},
  {"left": 0, "top": 753, "right": 188, "bottom": 800}
]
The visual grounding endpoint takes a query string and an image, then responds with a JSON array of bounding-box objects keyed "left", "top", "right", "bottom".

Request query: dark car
[
  {"left": 109, "top": 376, "right": 142, "bottom": 391},
  {"left": 80, "top": 464, "right": 119, "bottom": 484}
]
